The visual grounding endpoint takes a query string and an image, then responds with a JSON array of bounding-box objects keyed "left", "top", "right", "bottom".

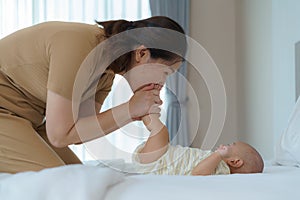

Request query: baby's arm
[
  {"left": 191, "top": 151, "right": 223, "bottom": 176},
  {"left": 137, "top": 114, "right": 169, "bottom": 164}
]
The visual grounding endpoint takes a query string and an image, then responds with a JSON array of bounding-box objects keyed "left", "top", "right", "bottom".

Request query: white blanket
[
  {"left": 1, "top": 162, "right": 299, "bottom": 200},
  {"left": 105, "top": 165, "right": 300, "bottom": 200},
  {"left": 0, "top": 164, "right": 123, "bottom": 200}
]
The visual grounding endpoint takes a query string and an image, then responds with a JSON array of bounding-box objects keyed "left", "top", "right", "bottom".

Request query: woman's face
[
  {"left": 123, "top": 58, "right": 182, "bottom": 92},
  {"left": 123, "top": 47, "right": 182, "bottom": 92}
]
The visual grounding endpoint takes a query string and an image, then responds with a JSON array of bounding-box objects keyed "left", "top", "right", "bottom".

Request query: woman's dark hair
[{"left": 96, "top": 16, "right": 187, "bottom": 73}]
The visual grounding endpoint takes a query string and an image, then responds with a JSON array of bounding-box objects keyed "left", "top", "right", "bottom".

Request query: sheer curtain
[
  {"left": 149, "top": 0, "right": 190, "bottom": 146},
  {"left": 0, "top": 0, "right": 152, "bottom": 162},
  {"left": 0, "top": 0, "right": 151, "bottom": 37}
]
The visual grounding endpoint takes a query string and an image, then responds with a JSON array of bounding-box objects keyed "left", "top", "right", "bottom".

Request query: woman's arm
[
  {"left": 46, "top": 84, "right": 161, "bottom": 148},
  {"left": 191, "top": 152, "right": 223, "bottom": 176}
]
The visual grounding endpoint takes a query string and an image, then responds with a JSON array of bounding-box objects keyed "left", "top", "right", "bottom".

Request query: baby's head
[{"left": 216, "top": 141, "right": 264, "bottom": 174}]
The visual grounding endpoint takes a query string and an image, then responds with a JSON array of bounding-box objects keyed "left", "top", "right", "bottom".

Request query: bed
[
  {"left": 0, "top": 162, "right": 299, "bottom": 200},
  {"left": 1, "top": 96, "right": 300, "bottom": 200},
  {"left": 105, "top": 164, "right": 300, "bottom": 200}
]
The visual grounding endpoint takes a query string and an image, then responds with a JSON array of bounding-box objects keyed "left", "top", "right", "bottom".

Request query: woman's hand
[{"left": 129, "top": 83, "right": 163, "bottom": 120}]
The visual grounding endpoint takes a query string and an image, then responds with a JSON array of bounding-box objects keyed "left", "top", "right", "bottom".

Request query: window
[
  {"left": 0, "top": 0, "right": 151, "bottom": 37},
  {"left": 0, "top": 0, "right": 167, "bottom": 162}
]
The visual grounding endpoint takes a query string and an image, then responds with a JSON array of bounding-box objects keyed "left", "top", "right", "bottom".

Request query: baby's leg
[{"left": 137, "top": 114, "right": 170, "bottom": 164}]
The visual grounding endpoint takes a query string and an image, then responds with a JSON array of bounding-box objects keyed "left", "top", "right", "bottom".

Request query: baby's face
[{"left": 216, "top": 142, "right": 246, "bottom": 158}]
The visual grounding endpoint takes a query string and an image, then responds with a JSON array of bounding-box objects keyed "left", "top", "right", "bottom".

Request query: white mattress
[
  {"left": 0, "top": 164, "right": 299, "bottom": 200},
  {"left": 105, "top": 165, "right": 300, "bottom": 200}
]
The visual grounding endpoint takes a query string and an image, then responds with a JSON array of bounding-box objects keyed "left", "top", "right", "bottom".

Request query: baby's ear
[{"left": 227, "top": 158, "right": 244, "bottom": 168}]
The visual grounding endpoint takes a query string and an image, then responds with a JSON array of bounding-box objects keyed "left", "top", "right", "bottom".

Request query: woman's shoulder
[
  {"left": 36, "top": 21, "right": 104, "bottom": 46},
  {"left": 34, "top": 21, "right": 99, "bottom": 33},
  {"left": 35, "top": 21, "right": 92, "bottom": 27}
]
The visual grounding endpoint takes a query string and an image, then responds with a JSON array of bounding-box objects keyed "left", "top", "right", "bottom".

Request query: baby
[{"left": 132, "top": 114, "right": 264, "bottom": 176}]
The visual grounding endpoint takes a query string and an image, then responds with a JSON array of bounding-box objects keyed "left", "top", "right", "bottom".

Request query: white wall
[
  {"left": 189, "top": 0, "right": 300, "bottom": 160},
  {"left": 272, "top": 0, "right": 300, "bottom": 141},
  {"left": 236, "top": 0, "right": 300, "bottom": 160},
  {"left": 189, "top": 0, "right": 238, "bottom": 148},
  {"left": 236, "top": 0, "right": 274, "bottom": 159}
]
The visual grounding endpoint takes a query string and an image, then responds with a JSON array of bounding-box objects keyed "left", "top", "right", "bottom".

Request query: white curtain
[
  {"left": 149, "top": 0, "right": 190, "bottom": 146},
  {"left": 0, "top": 0, "right": 151, "bottom": 162},
  {"left": 0, "top": 0, "right": 151, "bottom": 38}
]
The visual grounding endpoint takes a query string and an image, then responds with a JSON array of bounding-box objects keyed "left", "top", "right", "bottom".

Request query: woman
[{"left": 0, "top": 16, "right": 186, "bottom": 173}]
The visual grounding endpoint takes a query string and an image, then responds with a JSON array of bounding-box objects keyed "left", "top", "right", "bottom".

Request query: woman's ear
[
  {"left": 226, "top": 158, "right": 244, "bottom": 168},
  {"left": 134, "top": 45, "right": 151, "bottom": 64}
]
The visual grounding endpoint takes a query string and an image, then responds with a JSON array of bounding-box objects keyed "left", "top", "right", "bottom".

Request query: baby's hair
[{"left": 240, "top": 143, "right": 264, "bottom": 173}]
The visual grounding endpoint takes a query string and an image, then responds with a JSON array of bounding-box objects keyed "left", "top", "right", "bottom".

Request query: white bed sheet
[
  {"left": 0, "top": 164, "right": 299, "bottom": 200},
  {"left": 105, "top": 165, "right": 300, "bottom": 200},
  {"left": 0, "top": 164, "right": 124, "bottom": 200}
]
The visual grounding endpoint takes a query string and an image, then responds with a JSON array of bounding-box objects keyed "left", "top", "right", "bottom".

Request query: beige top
[
  {"left": 133, "top": 144, "right": 231, "bottom": 175},
  {"left": 0, "top": 22, "right": 115, "bottom": 122}
]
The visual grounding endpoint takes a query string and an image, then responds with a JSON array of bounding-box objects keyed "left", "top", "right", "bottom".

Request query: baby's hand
[
  {"left": 142, "top": 114, "right": 164, "bottom": 135},
  {"left": 142, "top": 114, "right": 161, "bottom": 130},
  {"left": 142, "top": 115, "right": 152, "bottom": 127},
  {"left": 215, "top": 144, "right": 230, "bottom": 159}
]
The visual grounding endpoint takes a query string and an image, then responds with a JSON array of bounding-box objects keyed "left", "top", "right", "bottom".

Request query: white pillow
[
  {"left": 0, "top": 164, "right": 124, "bottom": 200},
  {"left": 275, "top": 97, "right": 300, "bottom": 167}
]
